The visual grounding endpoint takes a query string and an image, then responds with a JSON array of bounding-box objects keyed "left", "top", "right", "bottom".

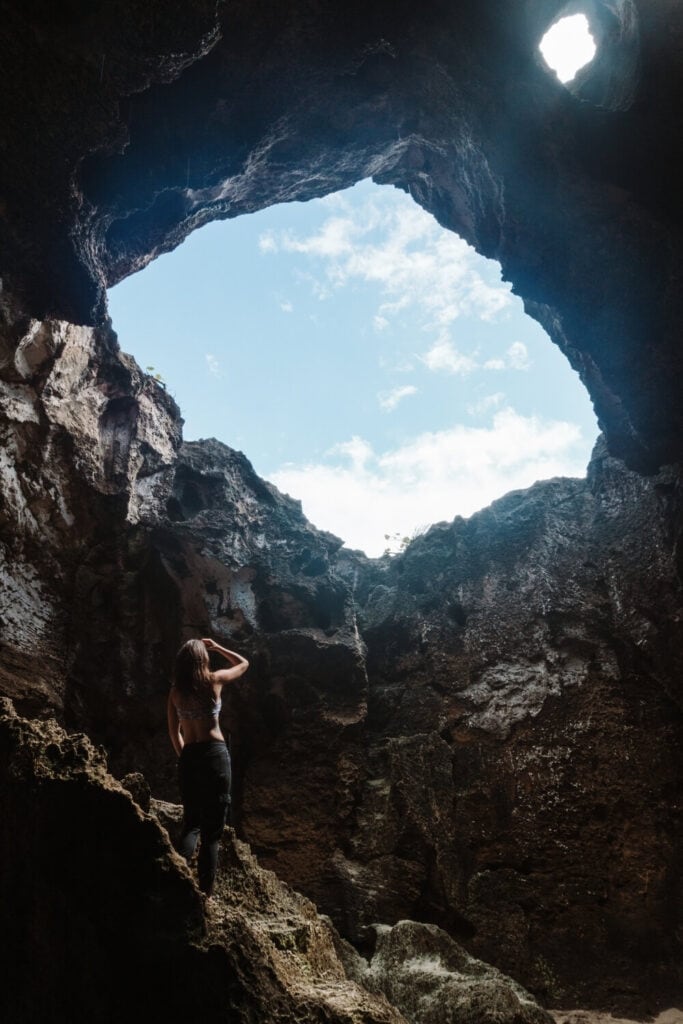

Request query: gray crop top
[{"left": 174, "top": 690, "right": 222, "bottom": 721}]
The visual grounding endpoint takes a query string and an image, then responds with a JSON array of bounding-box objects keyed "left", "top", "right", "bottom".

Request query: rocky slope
[{"left": 1, "top": 696, "right": 557, "bottom": 1024}]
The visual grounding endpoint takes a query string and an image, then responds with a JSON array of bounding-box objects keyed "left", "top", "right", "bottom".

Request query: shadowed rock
[{"left": 0, "top": 697, "right": 406, "bottom": 1024}]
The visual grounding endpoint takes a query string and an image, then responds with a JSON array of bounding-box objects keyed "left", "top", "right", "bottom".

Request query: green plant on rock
[
  {"left": 145, "top": 365, "right": 166, "bottom": 388},
  {"left": 383, "top": 526, "right": 426, "bottom": 556}
]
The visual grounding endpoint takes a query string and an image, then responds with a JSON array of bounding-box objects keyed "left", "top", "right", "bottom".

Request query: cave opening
[
  {"left": 108, "top": 180, "right": 598, "bottom": 556},
  {"left": 538, "top": 12, "right": 597, "bottom": 83}
]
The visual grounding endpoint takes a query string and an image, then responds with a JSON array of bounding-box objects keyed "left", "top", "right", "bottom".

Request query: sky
[
  {"left": 108, "top": 23, "right": 598, "bottom": 557},
  {"left": 539, "top": 14, "right": 596, "bottom": 83}
]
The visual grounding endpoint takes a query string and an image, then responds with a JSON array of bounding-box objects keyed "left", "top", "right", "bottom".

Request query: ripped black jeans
[{"left": 177, "top": 740, "right": 231, "bottom": 895}]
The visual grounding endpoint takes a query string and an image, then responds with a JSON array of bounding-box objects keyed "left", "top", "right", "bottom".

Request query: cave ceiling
[{"left": 1, "top": 0, "right": 682, "bottom": 469}]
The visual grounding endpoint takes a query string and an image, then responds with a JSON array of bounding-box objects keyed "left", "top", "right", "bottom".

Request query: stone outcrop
[
  {"left": 2, "top": 696, "right": 557, "bottom": 1024},
  {"left": 0, "top": 313, "right": 181, "bottom": 721},
  {"left": 1, "top": 1, "right": 683, "bottom": 1020},
  {"left": 330, "top": 445, "right": 683, "bottom": 1011},
  {"left": 0, "top": 697, "right": 407, "bottom": 1024},
  {"left": 336, "top": 919, "right": 553, "bottom": 1024}
]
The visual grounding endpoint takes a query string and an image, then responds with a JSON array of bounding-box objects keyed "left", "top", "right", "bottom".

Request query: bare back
[{"left": 171, "top": 676, "right": 225, "bottom": 745}]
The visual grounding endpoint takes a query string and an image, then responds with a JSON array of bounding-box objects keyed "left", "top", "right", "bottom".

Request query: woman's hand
[{"left": 201, "top": 637, "right": 249, "bottom": 681}]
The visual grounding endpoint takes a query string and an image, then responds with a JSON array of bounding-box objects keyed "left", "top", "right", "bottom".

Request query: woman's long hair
[{"left": 174, "top": 639, "right": 212, "bottom": 695}]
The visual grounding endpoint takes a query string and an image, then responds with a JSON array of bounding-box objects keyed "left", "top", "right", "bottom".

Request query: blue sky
[{"left": 109, "top": 180, "right": 598, "bottom": 556}]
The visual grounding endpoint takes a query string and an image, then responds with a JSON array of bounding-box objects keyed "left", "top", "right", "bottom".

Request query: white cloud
[
  {"left": 283, "top": 216, "right": 358, "bottom": 260},
  {"left": 420, "top": 337, "right": 530, "bottom": 378},
  {"left": 330, "top": 435, "right": 373, "bottom": 472},
  {"left": 260, "top": 189, "right": 513, "bottom": 337},
  {"left": 258, "top": 232, "right": 277, "bottom": 253},
  {"left": 270, "top": 408, "right": 588, "bottom": 556},
  {"left": 480, "top": 342, "right": 530, "bottom": 373},
  {"left": 421, "top": 336, "right": 478, "bottom": 376},
  {"left": 461, "top": 277, "right": 512, "bottom": 322},
  {"left": 507, "top": 341, "right": 531, "bottom": 370},
  {"left": 467, "top": 392, "right": 505, "bottom": 416},
  {"left": 205, "top": 353, "right": 221, "bottom": 377},
  {"left": 280, "top": 300, "right": 294, "bottom": 313},
  {"left": 379, "top": 354, "right": 415, "bottom": 373},
  {"left": 378, "top": 385, "right": 418, "bottom": 412}
]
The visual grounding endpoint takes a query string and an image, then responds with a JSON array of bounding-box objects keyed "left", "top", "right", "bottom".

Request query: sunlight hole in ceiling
[{"left": 539, "top": 13, "right": 597, "bottom": 83}]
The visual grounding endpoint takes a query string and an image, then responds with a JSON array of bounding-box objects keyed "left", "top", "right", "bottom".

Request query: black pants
[{"left": 177, "top": 740, "right": 231, "bottom": 895}]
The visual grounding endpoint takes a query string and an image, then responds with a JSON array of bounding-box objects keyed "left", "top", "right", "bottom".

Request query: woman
[{"left": 167, "top": 637, "right": 249, "bottom": 897}]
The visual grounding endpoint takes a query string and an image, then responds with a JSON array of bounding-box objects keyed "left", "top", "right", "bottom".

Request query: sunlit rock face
[
  {"left": 65, "top": 433, "right": 368, "bottom": 806},
  {"left": 1, "top": 0, "right": 683, "bottom": 1020},
  {"left": 336, "top": 919, "right": 553, "bottom": 1024},
  {"left": 0, "top": 312, "right": 181, "bottom": 718}
]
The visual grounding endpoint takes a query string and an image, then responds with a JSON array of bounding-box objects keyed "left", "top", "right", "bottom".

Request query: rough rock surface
[
  {"left": 0, "top": 697, "right": 406, "bottom": 1024},
  {"left": 0, "top": 313, "right": 181, "bottom": 719},
  {"left": 335, "top": 919, "right": 553, "bottom": 1024},
  {"left": 0, "top": 308, "right": 681, "bottom": 1015},
  {"left": 188, "top": 436, "right": 683, "bottom": 1015},
  {"left": 339, "top": 438, "right": 683, "bottom": 947},
  {"left": 552, "top": 1013, "right": 683, "bottom": 1024}
]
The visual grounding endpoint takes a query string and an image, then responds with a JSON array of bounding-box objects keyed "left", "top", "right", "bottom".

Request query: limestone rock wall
[
  {"left": 234, "top": 442, "right": 683, "bottom": 1014},
  {"left": 0, "top": 310, "right": 180, "bottom": 719},
  {"left": 0, "top": 309, "right": 681, "bottom": 1013}
]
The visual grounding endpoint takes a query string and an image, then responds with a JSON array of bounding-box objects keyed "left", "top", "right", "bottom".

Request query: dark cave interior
[{"left": 0, "top": 2, "right": 682, "bottom": 1021}]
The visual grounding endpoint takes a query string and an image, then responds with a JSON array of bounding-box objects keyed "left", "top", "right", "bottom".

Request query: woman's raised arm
[{"left": 202, "top": 638, "right": 249, "bottom": 684}]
